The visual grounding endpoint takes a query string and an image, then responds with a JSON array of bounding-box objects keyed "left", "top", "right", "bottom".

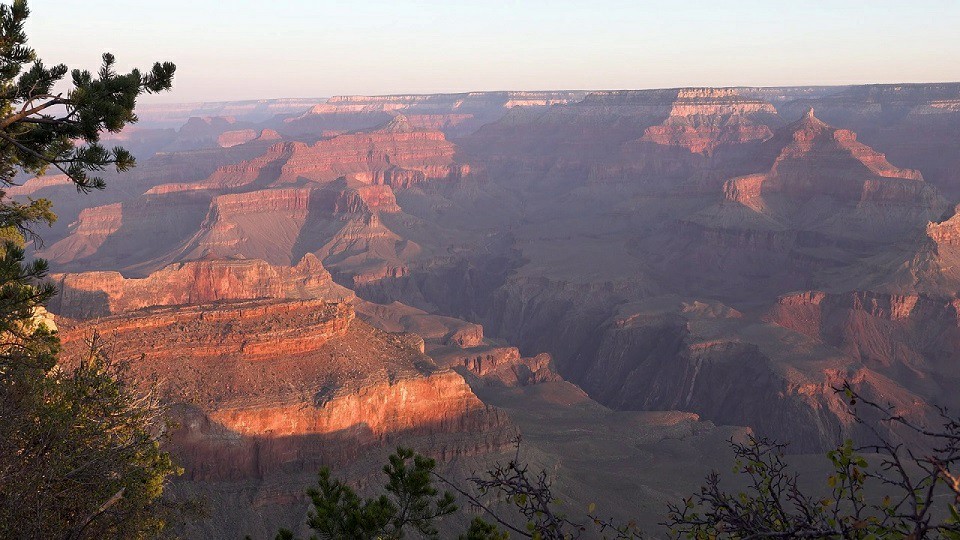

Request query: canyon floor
[{"left": 28, "top": 83, "right": 960, "bottom": 537}]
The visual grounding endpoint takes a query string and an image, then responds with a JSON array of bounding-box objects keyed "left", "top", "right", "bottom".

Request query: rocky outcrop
[
  {"left": 65, "top": 299, "right": 354, "bottom": 360},
  {"left": 318, "top": 92, "right": 586, "bottom": 111},
  {"left": 198, "top": 368, "right": 500, "bottom": 462},
  {"left": 57, "top": 299, "right": 513, "bottom": 482},
  {"left": 641, "top": 118, "right": 772, "bottom": 155},
  {"left": 217, "top": 129, "right": 258, "bottom": 148},
  {"left": 462, "top": 88, "right": 782, "bottom": 192},
  {"left": 778, "top": 83, "right": 960, "bottom": 122},
  {"left": 403, "top": 114, "right": 474, "bottom": 131},
  {"left": 352, "top": 299, "right": 560, "bottom": 388},
  {"left": 638, "top": 88, "right": 777, "bottom": 154},
  {"left": 5, "top": 174, "right": 74, "bottom": 197},
  {"left": 664, "top": 88, "right": 777, "bottom": 117},
  {"left": 445, "top": 322, "right": 485, "bottom": 348},
  {"left": 48, "top": 203, "right": 124, "bottom": 260},
  {"left": 149, "top": 118, "right": 469, "bottom": 196},
  {"left": 926, "top": 204, "right": 960, "bottom": 246},
  {"left": 723, "top": 109, "right": 929, "bottom": 209},
  {"left": 42, "top": 191, "right": 215, "bottom": 273},
  {"left": 174, "top": 116, "right": 246, "bottom": 148},
  {"left": 648, "top": 109, "right": 948, "bottom": 298},
  {"left": 176, "top": 188, "right": 313, "bottom": 264},
  {"left": 310, "top": 92, "right": 584, "bottom": 117},
  {"left": 31, "top": 138, "right": 284, "bottom": 266},
  {"left": 276, "top": 115, "right": 468, "bottom": 187},
  {"left": 146, "top": 142, "right": 295, "bottom": 194},
  {"left": 170, "top": 180, "right": 409, "bottom": 270},
  {"left": 455, "top": 348, "right": 558, "bottom": 387},
  {"left": 309, "top": 183, "right": 402, "bottom": 214},
  {"left": 50, "top": 255, "right": 353, "bottom": 319},
  {"left": 767, "top": 290, "right": 960, "bottom": 404},
  {"left": 477, "top": 280, "right": 932, "bottom": 451},
  {"left": 210, "top": 187, "right": 313, "bottom": 216},
  {"left": 217, "top": 128, "right": 281, "bottom": 148},
  {"left": 763, "top": 84, "right": 960, "bottom": 198},
  {"left": 40, "top": 83, "right": 960, "bottom": 467}
]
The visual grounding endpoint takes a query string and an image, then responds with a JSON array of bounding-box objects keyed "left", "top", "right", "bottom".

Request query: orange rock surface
[
  {"left": 51, "top": 255, "right": 352, "bottom": 319},
  {"left": 57, "top": 299, "right": 512, "bottom": 481}
]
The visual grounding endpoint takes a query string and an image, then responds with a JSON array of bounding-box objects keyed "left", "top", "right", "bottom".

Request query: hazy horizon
[
  {"left": 127, "top": 80, "right": 960, "bottom": 107},
  {"left": 30, "top": 1, "right": 960, "bottom": 103}
]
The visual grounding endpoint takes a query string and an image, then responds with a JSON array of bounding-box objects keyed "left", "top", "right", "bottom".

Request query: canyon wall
[
  {"left": 56, "top": 298, "right": 515, "bottom": 535},
  {"left": 50, "top": 255, "right": 352, "bottom": 319},
  {"left": 32, "top": 84, "right": 960, "bottom": 534}
]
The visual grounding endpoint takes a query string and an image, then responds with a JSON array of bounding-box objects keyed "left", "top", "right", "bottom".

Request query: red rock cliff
[
  {"left": 57, "top": 299, "right": 512, "bottom": 481},
  {"left": 51, "top": 255, "right": 352, "bottom": 319}
]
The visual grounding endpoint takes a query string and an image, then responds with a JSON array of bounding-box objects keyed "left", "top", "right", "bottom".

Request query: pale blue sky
[{"left": 27, "top": 0, "right": 960, "bottom": 103}]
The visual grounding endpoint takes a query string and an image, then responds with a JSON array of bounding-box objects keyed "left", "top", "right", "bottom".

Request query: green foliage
[
  {"left": 0, "top": 239, "right": 56, "bottom": 366},
  {"left": 0, "top": 1, "right": 177, "bottom": 537},
  {"left": 459, "top": 517, "right": 511, "bottom": 540},
  {"left": 281, "top": 447, "right": 510, "bottom": 539},
  {"left": 282, "top": 440, "right": 648, "bottom": 540},
  {"left": 0, "top": 190, "right": 53, "bottom": 246},
  {"left": 383, "top": 447, "right": 458, "bottom": 537},
  {"left": 0, "top": 0, "right": 175, "bottom": 247},
  {"left": 302, "top": 447, "right": 458, "bottom": 540},
  {"left": 0, "top": 332, "right": 181, "bottom": 539},
  {"left": 306, "top": 466, "right": 395, "bottom": 539},
  {"left": 273, "top": 530, "right": 297, "bottom": 540},
  {"left": 0, "top": 0, "right": 175, "bottom": 194}
]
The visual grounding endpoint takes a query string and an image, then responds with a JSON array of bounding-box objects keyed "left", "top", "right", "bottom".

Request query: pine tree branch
[
  {"left": 18, "top": 116, "right": 77, "bottom": 126},
  {"left": 0, "top": 94, "right": 67, "bottom": 129},
  {"left": 0, "top": 129, "right": 75, "bottom": 180}
]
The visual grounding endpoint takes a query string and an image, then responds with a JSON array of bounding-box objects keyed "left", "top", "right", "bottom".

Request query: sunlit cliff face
[{"left": 57, "top": 298, "right": 512, "bottom": 480}]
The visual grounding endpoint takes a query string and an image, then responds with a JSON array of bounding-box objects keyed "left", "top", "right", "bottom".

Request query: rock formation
[
  {"left": 639, "top": 88, "right": 777, "bottom": 154},
  {"left": 47, "top": 279, "right": 530, "bottom": 538},
  {"left": 766, "top": 290, "right": 960, "bottom": 404},
  {"left": 216, "top": 128, "right": 281, "bottom": 148},
  {"left": 50, "top": 255, "right": 352, "bottom": 319},
  {"left": 274, "top": 114, "right": 468, "bottom": 187},
  {"left": 57, "top": 298, "right": 513, "bottom": 481},
  {"left": 723, "top": 108, "right": 927, "bottom": 212},
  {"left": 650, "top": 109, "right": 948, "bottom": 298}
]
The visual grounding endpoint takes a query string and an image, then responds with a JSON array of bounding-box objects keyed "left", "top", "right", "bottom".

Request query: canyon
[{"left": 29, "top": 83, "right": 960, "bottom": 537}]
